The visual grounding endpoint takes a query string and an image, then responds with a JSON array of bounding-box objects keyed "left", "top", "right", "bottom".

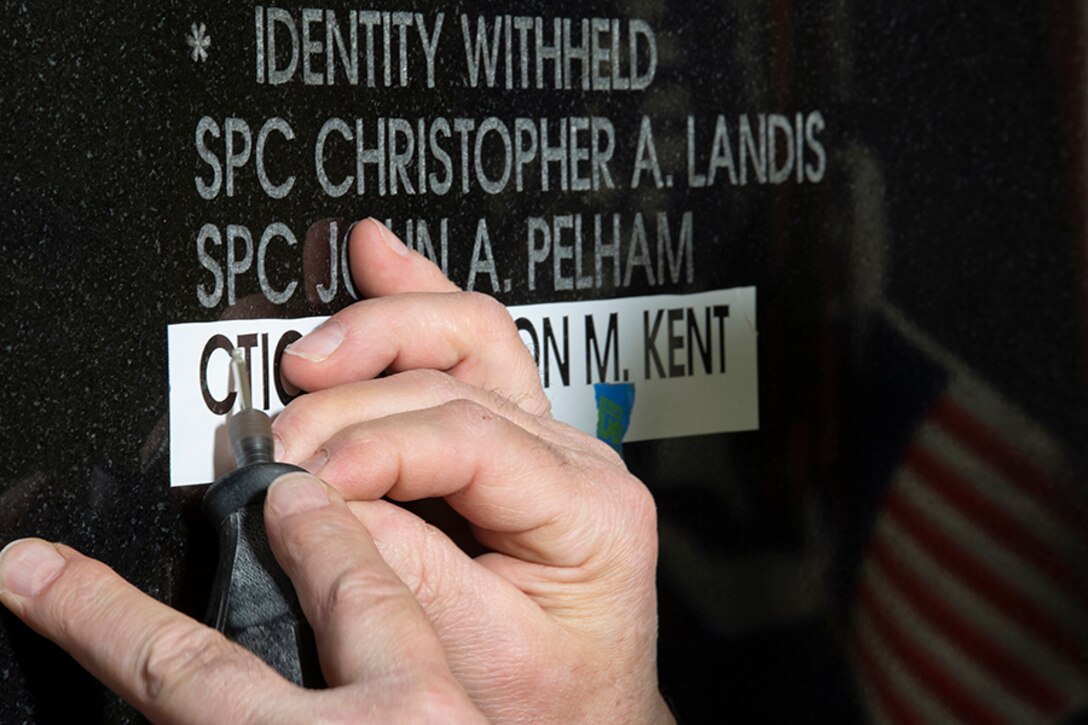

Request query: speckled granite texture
[{"left": 3, "top": 2, "right": 1087, "bottom": 722}]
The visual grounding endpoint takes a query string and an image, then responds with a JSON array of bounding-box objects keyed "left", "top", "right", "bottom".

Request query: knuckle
[
  {"left": 270, "top": 395, "right": 320, "bottom": 450},
  {"left": 273, "top": 383, "right": 350, "bottom": 436},
  {"left": 624, "top": 477, "right": 658, "bottom": 528},
  {"left": 274, "top": 384, "right": 338, "bottom": 427},
  {"left": 483, "top": 385, "right": 533, "bottom": 418},
  {"left": 585, "top": 434, "right": 628, "bottom": 465},
  {"left": 565, "top": 433, "right": 658, "bottom": 538},
  {"left": 436, "top": 397, "right": 493, "bottom": 427},
  {"left": 137, "top": 620, "right": 250, "bottom": 704},
  {"left": 460, "top": 289, "right": 504, "bottom": 315},
  {"left": 275, "top": 389, "right": 314, "bottom": 424},
  {"left": 270, "top": 400, "right": 297, "bottom": 432},
  {"left": 618, "top": 474, "right": 659, "bottom": 537},
  {"left": 460, "top": 291, "right": 515, "bottom": 334},
  {"left": 525, "top": 388, "right": 553, "bottom": 417},
  {"left": 610, "top": 474, "right": 660, "bottom": 565}
]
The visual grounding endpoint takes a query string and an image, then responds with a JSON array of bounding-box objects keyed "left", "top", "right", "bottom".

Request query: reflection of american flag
[{"left": 853, "top": 377, "right": 1088, "bottom": 723}]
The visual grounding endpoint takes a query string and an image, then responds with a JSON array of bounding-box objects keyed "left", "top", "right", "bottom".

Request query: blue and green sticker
[{"left": 594, "top": 383, "right": 635, "bottom": 456}]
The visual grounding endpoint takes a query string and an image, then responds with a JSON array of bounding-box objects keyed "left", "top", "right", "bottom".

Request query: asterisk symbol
[{"left": 186, "top": 22, "right": 211, "bottom": 63}]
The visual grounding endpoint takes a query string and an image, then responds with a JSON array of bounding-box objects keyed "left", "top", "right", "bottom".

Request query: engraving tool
[{"left": 201, "top": 350, "right": 324, "bottom": 687}]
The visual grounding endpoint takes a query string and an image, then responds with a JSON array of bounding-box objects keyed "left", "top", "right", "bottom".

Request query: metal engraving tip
[
  {"left": 230, "top": 349, "right": 252, "bottom": 412},
  {"left": 226, "top": 348, "right": 274, "bottom": 467}
]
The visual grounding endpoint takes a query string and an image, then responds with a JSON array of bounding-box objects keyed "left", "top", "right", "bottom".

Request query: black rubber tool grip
[{"left": 203, "top": 462, "right": 325, "bottom": 688}]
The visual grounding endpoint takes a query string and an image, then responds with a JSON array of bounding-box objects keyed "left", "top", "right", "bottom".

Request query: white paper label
[{"left": 166, "top": 287, "right": 758, "bottom": 486}]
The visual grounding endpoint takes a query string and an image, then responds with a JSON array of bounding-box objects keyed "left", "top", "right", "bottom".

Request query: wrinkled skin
[{"left": 0, "top": 218, "right": 673, "bottom": 724}]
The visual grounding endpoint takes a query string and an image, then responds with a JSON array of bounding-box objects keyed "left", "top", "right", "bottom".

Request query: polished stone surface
[{"left": 3, "top": 2, "right": 1087, "bottom": 722}]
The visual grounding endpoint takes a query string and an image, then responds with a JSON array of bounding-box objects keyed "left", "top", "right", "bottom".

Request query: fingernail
[
  {"left": 0, "top": 540, "right": 67, "bottom": 598},
  {"left": 369, "top": 217, "right": 409, "bottom": 257},
  {"left": 285, "top": 319, "right": 344, "bottom": 363},
  {"left": 273, "top": 433, "right": 286, "bottom": 462},
  {"left": 300, "top": 448, "right": 329, "bottom": 475},
  {"left": 267, "top": 474, "right": 330, "bottom": 518}
]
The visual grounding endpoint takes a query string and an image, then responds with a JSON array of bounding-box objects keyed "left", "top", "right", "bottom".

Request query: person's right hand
[{"left": 273, "top": 219, "right": 673, "bottom": 723}]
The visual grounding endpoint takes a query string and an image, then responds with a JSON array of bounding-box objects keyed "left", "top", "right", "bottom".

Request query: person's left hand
[{"left": 0, "top": 472, "right": 488, "bottom": 723}]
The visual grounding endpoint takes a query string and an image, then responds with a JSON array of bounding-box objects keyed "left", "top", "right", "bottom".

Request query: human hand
[
  {"left": 0, "top": 472, "right": 487, "bottom": 723},
  {"left": 273, "top": 219, "right": 672, "bottom": 723},
  {"left": 0, "top": 218, "right": 670, "bottom": 724}
]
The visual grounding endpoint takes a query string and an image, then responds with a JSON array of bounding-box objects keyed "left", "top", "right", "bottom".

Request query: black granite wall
[{"left": 3, "top": 2, "right": 1087, "bottom": 722}]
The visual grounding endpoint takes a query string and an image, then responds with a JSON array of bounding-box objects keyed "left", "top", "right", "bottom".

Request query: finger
[
  {"left": 347, "top": 217, "right": 459, "bottom": 296},
  {"left": 280, "top": 291, "right": 548, "bottom": 415},
  {"left": 352, "top": 501, "right": 663, "bottom": 725},
  {"left": 344, "top": 500, "right": 576, "bottom": 711},
  {"left": 272, "top": 369, "right": 560, "bottom": 465},
  {"left": 262, "top": 473, "right": 454, "bottom": 688},
  {"left": 304, "top": 399, "right": 645, "bottom": 570},
  {"left": 0, "top": 539, "right": 293, "bottom": 723}
]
